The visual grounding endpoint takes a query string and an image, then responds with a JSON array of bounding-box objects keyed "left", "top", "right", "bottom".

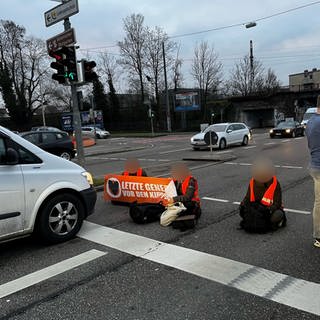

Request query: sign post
[{"left": 45, "top": 0, "right": 84, "bottom": 164}]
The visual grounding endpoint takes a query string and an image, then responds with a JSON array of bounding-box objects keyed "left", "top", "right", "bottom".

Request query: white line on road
[
  {"left": 0, "top": 249, "right": 106, "bottom": 299},
  {"left": 78, "top": 222, "right": 320, "bottom": 316},
  {"left": 264, "top": 142, "right": 276, "bottom": 145},
  {"left": 282, "top": 139, "right": 291, "bottom": 143},
  {"left": 160, "top": 148, "right": 190, "bottom": 155},
  {"left": 223, "top": 162, "right": 304, "bottom": 170},
  {"left": 202, "top": 197, "right": 311, "bottom": 215},
  {"left": 281, "top": 165, "right": 303, "bottom": 169},
  {"left": 202, "top": 197, "right": 229, "bottom": 203},
  {"left": 216, "top": 150, "right": 232, "bottom": 154},
  {"left": 244, "top": 146, "right": 257, "bottom": 150}
]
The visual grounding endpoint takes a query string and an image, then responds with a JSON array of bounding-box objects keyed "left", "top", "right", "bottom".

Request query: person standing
[{"left": 306, "top": 96, "right": 320, "bottom": 248}]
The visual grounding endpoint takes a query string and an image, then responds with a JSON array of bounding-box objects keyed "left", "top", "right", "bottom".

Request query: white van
[
  {"left": 301, "top": 107, "right": 317, "bottom": 127},
  {"left": 0, "top": 126, "right": 96, "bottom": 244}
]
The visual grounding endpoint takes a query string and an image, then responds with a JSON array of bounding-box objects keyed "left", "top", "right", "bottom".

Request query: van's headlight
[
  {"left": 285, "top": 129, "right": 291, "bottom": 133},
  {"left": 191, "top": 137, "right": 194, "bottom": 143},
  {"left": 269, "top": 129, "right": 273, "bottom": 133},
  {"left": 82, "top": 171, "right": 94, "bottom": 185}
]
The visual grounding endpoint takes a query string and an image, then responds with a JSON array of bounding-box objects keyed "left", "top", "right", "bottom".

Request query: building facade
[{"left": 289, "top": 68, "right": 320, "bottom": 92}]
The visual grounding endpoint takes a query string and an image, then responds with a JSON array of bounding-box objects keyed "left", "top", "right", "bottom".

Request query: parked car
[
  {"left": 269, "top": 121, "right": 304, "bottom": 138},
  {"left": 21, "top": 131, "right": 75, "bottom": 160},
  {"left": 31, "top": 126, "right": 62, "bottom": 132},
  {"left": 81, "top": 126, "right": 110, "bottom": 139},
  {"left": 191, "top": 123, "right": 250, "bottom": 150},
  {"left": 0, "top": 126, "right": 96, "bottom": 244}
]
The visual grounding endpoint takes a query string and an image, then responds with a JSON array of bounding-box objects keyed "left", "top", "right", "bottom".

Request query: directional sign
[
  {"left": 44, "top": 0, "right": 79, "bottom": 27},
  {"left": 46, "top": 28, "right": 76, "bottom": 52}
]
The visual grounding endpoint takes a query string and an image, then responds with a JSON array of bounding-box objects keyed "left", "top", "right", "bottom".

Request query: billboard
[
  {"left": 61, "top": 110, "right": 104, "bottom": 131},
  {"left": 175, "top": 92, "right": 200, "bottom": 112}
]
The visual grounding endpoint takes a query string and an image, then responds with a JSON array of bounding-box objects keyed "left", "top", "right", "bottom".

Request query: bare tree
[
  {"left": 144, "top": 26, "right": 176, "bottom": 120},
  {"left": 0, "top": 20, "right": 49, "bottom": 128},
  {"left": 171, "top": 43, "right": 183, "bottom": 91},
  {"left": 228, "top": 55, "right": 265, "bottom": 96},
  {"left": 264, "top": 68, "right": 280, "bottom": 94},
  {"left": 118, "top": 14, "right": 146, "bottom": 103},
  {"left": 191, "top": 41, "right": 222, "bottom": 118}
]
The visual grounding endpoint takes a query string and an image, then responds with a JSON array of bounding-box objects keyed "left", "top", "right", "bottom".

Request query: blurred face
[
  {"left": 171, "top": 163, "right": 190, "bottom": 181},
  {"left": 124, "top": 158, "right": 140, "bottom": 173},
  {"left": 252, "top": 159, "right": 275, "bottom": 183}
]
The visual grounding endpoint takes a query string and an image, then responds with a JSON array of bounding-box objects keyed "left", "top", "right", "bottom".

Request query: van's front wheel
[{"left": 36, "top": 194, "right": 85, "bottom": 244}]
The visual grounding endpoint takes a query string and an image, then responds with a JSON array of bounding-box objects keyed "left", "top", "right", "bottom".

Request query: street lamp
[{"left": 145, "top": 75, "right": 154, "bottom": 137}]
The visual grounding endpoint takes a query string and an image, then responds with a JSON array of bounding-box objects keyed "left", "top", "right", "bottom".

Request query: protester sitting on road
[
  {"left": 306, "top": 95, "right": 320, "bottom": 248},
  {"left": 122, "top": 158, "right": 147, "bottom": 177},
  {"left": 239, "top": 158, "right": 286, "bottom": 233},
  {"left": 167, "top": 163, "right": 201, "bottom": 230}
]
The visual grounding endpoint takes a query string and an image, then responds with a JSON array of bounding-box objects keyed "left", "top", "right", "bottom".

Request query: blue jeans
[{"left": 310, "top": 169, "right": 320, "bottom": 238}]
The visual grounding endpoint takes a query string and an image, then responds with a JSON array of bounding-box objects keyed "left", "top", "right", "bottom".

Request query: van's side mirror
[{"left": 6, "top": 148, "right": 19, "bottom": 165}]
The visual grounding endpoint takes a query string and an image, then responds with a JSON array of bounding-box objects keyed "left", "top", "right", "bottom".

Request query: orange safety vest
[
  {"left": 181, "top": 176, "right": 200, "bottom": 203},
  {"left": 123, "top": 168, "right": 143, "bottom": 177},
  {"left": 249, "top": 176, "right": 278, "bottom": 207}
]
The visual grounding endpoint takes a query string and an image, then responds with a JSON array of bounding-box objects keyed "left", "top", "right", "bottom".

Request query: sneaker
[{"left": 314, "top": 239, "right": 320, "bottom": 248}]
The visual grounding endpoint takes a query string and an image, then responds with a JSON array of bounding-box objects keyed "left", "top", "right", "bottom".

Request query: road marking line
[
  {"left": 264, "top": 142, "right": 276, "bottom": 145},
  {"left": 282, "top": 139, "right": 291, "bottom": 143},
  {"left": 0, "top": 250, "right": 106, "bottom": 299},
  {"left": 239, "top": 163, "right": 252, "bottom": 166},
  {"left": 202, "top": 197, "right": 229, "bottom": 203},
  {"left": 78, "top": 222, "right": 320, "bottom": 316},
  {"left": 216, "top": 150, "right": 232, "bottom": 154},
  {"left": 225, "top": 162, "right": 238, "bottom": 165},
  {"left": 296, "top": 137, "right": 304, "bottom": 140},
  {"left": 281, "top": 165, "right": 303, "bottom": 169},
  {"left": 284, "top": 208, "right": 311, "bottom": 215},
  {"left": 202, "top": 197, "right": 311, "bottom": 215},
  {"left": 244, "top": 146, "right": 256, "bottom": 149},
  {"left": 160, "top": 148, "right": 190, "bottom": 155}
]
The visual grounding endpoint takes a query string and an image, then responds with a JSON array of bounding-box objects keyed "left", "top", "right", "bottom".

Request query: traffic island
[{"left": 183, "top": 153, "right": 237, "bottom": 162}]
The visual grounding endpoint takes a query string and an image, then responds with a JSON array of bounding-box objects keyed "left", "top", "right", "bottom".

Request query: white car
[
  {"left": 81, "top": 126, "right": 110, "bottom": 139},
  {"left": 0, "top": 126, "right": 96, "bottom": 244},
  {"left": 191, "top": 123, "right": 250, "bottom": 150}
]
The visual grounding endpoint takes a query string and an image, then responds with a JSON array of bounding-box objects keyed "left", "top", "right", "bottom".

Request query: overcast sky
[{"left": 2, "top": 0, "right": 320, "bottom": 87}]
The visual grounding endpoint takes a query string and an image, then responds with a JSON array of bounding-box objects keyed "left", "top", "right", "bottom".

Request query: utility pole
[
  {"left": 249, "top": 40, "right": 254, "bottom": 94},
  {"left": 162, "top": 41, "right": 172, "bottom": 132},
  {"left": 64, "top": 16, "right": 85, "bottom": 165}
]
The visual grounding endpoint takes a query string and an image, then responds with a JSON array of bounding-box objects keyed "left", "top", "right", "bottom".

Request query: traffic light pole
[{"left": 64, "top": 17, "right": 85, "bottom": 165}]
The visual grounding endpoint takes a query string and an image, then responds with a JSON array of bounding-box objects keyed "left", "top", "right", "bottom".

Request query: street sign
[
  {"left": 204, "top": 131, "right": 218, "bottom": 146},
  {"left": 46, "top": 28, "right": 76, "bottom": 52},
  {"left": 44, "top": 0, "right": 79, "bottom": 27}
]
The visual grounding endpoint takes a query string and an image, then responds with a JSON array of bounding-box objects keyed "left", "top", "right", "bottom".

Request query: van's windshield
[{"left": 303, "top": 113, "right": 316, "bottom": 121}]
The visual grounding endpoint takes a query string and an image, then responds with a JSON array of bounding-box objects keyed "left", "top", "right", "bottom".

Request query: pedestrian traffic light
[
  {"left": 83, "top": 60, "right": 98, "bottom": 82},
  {"left": 49, "top": 46, "right": 78, "bottom": 84}
]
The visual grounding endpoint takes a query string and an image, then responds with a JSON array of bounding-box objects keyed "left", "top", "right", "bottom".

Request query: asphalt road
[{"left": 1, "top": 131, "right": 320, "bottom": 320}]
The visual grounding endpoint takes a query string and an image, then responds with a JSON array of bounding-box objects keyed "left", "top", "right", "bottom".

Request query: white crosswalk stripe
[{"left": 78, "top": 222, "right": 320, "bottom": 316}]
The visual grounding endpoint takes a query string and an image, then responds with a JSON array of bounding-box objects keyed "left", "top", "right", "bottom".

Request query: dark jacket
[
  {"left": 173, "top": 177, "right": 196, "bottom": 203},
  {"left": 242, "top": 178, "right": 282, "bottom": 213},
  {"left": 122, "top": 169, "right": 148, "bottom": 177}
]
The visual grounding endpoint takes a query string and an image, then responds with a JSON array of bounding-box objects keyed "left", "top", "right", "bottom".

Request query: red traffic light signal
[
  {"left": 49, "top": 46, "right": 78, "bottom": 84},
  {"left": 83, "top": 60, "right": 98, "bottom": 82}
]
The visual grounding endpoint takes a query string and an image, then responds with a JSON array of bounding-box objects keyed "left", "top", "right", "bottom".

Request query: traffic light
[
  {"left": 49, "top": 49, "right": 66, "bottom": 84},
  {"left": 83, "top": 60, "right": 98, "bottom": 82},
  {"left": 49, "top": 46, "right": 78, "bottom": 84}
]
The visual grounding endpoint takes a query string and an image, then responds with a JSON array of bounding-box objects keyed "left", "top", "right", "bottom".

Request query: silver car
[
  {"left": 81, "top": 127, "right": 110, "bottom": 139},
  {"left": 191, "top": 123, "right": 250, "bottom": 150}
]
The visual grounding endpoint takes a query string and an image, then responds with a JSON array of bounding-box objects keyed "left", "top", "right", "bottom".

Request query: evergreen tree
[{"left": 92, "top": 78, "right": 109, "bottom": 128}]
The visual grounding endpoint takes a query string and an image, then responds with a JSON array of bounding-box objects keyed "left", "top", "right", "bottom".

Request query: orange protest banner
[{"left": 104, "top": 174, "right": 174, "bottom": 205}]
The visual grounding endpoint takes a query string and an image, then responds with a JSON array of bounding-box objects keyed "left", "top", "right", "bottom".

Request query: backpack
[
  {"left": 240, "top": 202, "right": 271, "bottom": 233},
  {"left": 129, "top": 203, "right": 165, "bottom": 224}
]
